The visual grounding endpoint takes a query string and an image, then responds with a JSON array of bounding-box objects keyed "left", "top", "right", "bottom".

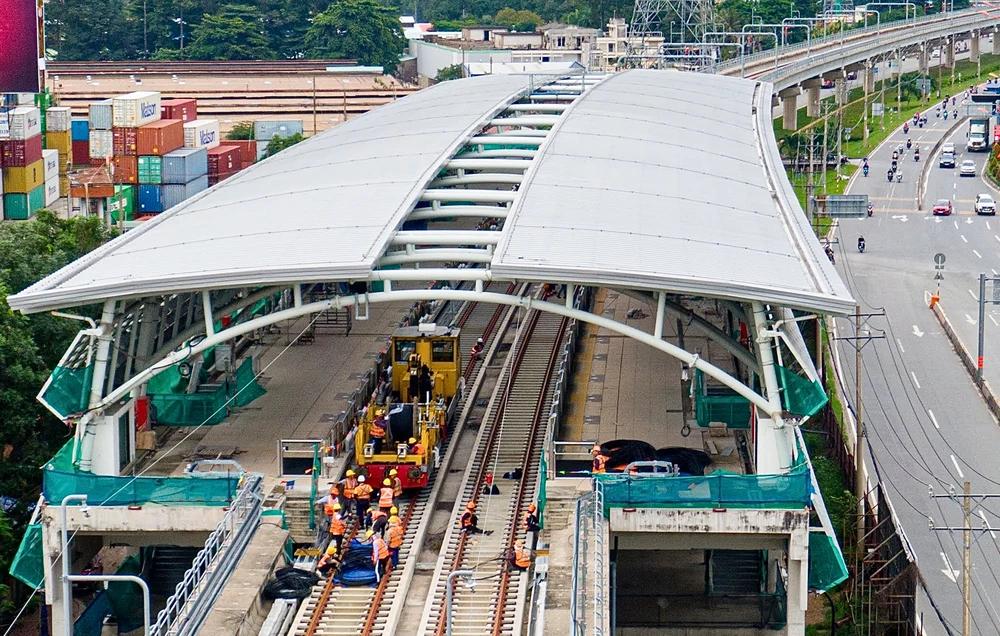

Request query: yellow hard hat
[
  {"left": 408, "top": 437, "right": 417, "bottom": 445},
  {"left": 389, "top": 515, "right": 400, "bottom": 523},
  {"left": 366, "top": 530, "right": 374, "bottom": 539},
  {"left": 390, "top": 469, "right": 398, "bottom": 476},
  {"left": 333, "top": 503, "right": 341, "bottom": 511},
  {"left": 326, "top": 544, "right": 337, "bottom": 555},
  {"left": 346, "top": 469, "right": 356, "bottom": 477},
  {"left": 384, "top": 479, "right": 391, "bottom": 486},
  {"left": 390, "top": 506, "right": 398, "bottom": 514}
]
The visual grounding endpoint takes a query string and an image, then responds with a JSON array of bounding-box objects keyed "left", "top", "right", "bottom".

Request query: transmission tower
[
  {"left": 823, "top": 0, "right": 855, "bottom": 15},
  {"left": 628, "top": 0, "right": 716, "bottom": 67}
]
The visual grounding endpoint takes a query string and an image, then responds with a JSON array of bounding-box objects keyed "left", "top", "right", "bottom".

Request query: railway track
[
  {"left": 287, "top": 284, "right": 524, "bottom": 636},
  {"left": 47, "top": 60, "right": 363, "bottom": 75}
]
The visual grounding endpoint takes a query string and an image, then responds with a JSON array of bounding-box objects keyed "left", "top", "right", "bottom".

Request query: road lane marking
[
  {"left": 989, "top": 221, "right": 993, "bottom": 230},
  {"left": 911, "top": 371, "right": 921, "bottom": 388},
  {"left": 967, "top": 314, "right": 976, "bottom": 325},
  {"left": 993, "top": 315, "right": 999, "bottom": 327},
  {"left": 951, "top": 455, "right": 965, "bottom": 479},
  {"left": 898, "top": 338, "right": 905, "bottom": 352},
  {"left": 962, "top": 235, "right": 969, "bottom": 242},
  {"left": 928, "top": 409, "right": 940, "bottom": 429},
  {"left": 993, "top": 269, "right": 999, "bottom": 276},
  {"left": 955, "top": 220, "right": 960, "bottom": 229},
  {"left": 974, "top": 249, "right": 982, "bottom": 258},
  {"left": 941, "top": 553, "right": 959, "bottom": 582},
  {"left": 970, "top": 289, "right": 979, "bottom": 300},
  {"left": 913, "top": 325, "right": 924, "bottom": 337}
]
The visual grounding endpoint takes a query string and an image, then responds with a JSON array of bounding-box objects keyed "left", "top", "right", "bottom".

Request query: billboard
[{"left": 0, "top": 0, "right": 41, "bottom": 93}]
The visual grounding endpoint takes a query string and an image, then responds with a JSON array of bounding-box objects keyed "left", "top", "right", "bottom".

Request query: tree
[
  {"left": 306, "top": 0, "right": 406, "bottom": 73},
  {"left": 45, "top": 0, "right": 139, "bottom": 60},
  {"left": 263, "top": 132, "right": 305, "bottom": 157},
  {"left": 183, "top": 5, "right": 276, "bottom": 60},
  {"left": 493, "top": 7, "right": 543, "bottom": 31},
  {"left": 436, "top": 64, "right": 464, "bottom": 81},
  {"left": 226, "top": 122, "right": 256, "bottom": 140}
]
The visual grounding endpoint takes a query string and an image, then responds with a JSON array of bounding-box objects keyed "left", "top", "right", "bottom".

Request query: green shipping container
[
  {"left": 109, "top": 185, "right": 136, "bottom": 223},
  {"left": 138, "top": 156, "right": 163, "bottom": 185},
  {"left": 4, "top": 185, "right": 46, "bottom": 221}
]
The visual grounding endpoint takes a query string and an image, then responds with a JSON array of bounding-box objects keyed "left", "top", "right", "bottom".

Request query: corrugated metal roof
[{"left": 492, "top": 70, "right": 853, "bottom": 314}]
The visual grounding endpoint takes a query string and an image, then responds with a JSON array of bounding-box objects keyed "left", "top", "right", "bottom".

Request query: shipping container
[
  {"left": 254, "top": 120, "right": 304, "bottom": 142},
  {"left": 112, "top": 127, "right": 139, "bottom": 156},
  {"left": 162, "top": 175, "right": 209, "bottom": 209},
  {"left": 59, "top": 150, "right": 72, "bottom": 174},
  {"left": 112, "top": 155, "right": 139, "bottom": 184},
  {"left": 8, "top": 107, "right": 42, "bottom": 141},
  {"left": 2, "top": 135, "right": 44, "bottom": 168},
  {"left": 183, "top": 119, "right": 221, "bottom": 150},
  {"left": 46, "top": 107, "right": 72, "bottom": 132},
  {"left": 4, "top": 186, "right": 46, "bottom": 220},
  {"left": 138, "top": 184, "right": 164, "bottom": 213},
  {"left": 113, "top": 91, "right": 162, "bottom": 128},
  {"left": 109, "top": 185, "right": 135, "bottom": 224},
  {"left": 43, "top": 149, "right": 60, "bottom": 182},
  {"left": 59, "top": 175, "right": 70, "bottom": 197},
  {"left": 161, "top": 147, "right": 208, "bottom": 184},
  {"left": 71, "top": 118, "right": 90, "bottom": 141},
  {"left": 137, "top": 119, "right": 184, "bottom": 156},
  {"left": 72, "top": 141, "right": 90, "bottom": 165},
  {"left": 161, "top": 98, "right": 198, "bottom": 123},
  {"left": 255, "top": 140, "right": 270, "bottom": 161},
  {"left": 138, "top": 156, "right": 163, "bottom": 184},
  {"left": 89, "top": 130, "right": 114, "bottom": 159},
  {"left": 207, "top": 145, "right": 241, "bottom": 175},
  {"left": 89, "top": 99, "right": 114, "bottom": 130},
  {"left": 227, "top": 140, "right": 257, "bottom": 168},
  {"left": 47, "top": 130, "right": 72, "bottom": 156},
  {"left": 44, "top": 177, "right": 59, "bottom": 206},
  {"left": 3, "top": 160, "right": 45, "bottom": 193}
]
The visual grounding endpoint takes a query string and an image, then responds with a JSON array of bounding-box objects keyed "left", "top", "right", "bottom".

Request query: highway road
[{"left": 837, "top": 94, "right": 1000, "bottom": 635}]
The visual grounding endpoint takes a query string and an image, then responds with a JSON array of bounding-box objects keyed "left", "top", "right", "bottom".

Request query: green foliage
[
  {"left": 263, "top": 132, "right": 306, "bottom": 157},
  {"left": 184, "top": 5, "right": 276, "bottom": 60},
  {"left": 226, "top": 122, "right": 256, "bottom": 140},
  {"left": 436, "top": 64, "right": 464, "bottom": 81},
  {"left": 431, "top": 18, "right": 480, "bottom": 31},
  {"left": 493, "top": 7, "right": 543, "bottom": 30},
  {"left": 306, "top": 0, "right": 406, "bottom": 72}
]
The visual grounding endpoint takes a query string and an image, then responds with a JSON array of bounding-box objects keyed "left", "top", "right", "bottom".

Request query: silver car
[
  {"left": 960, "top": 160, "right": 977, "bottom": 176},
  {"left": 977, "top": 194, "right": 996, "bottom": 215}
]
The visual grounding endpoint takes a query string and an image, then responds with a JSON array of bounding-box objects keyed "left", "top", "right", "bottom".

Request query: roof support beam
[
  {"left": 504, "top": 103, "right": 569, "bottom": 113},
  {"left": 202, "top": 292, "right": 215, "bottom": 336},
  {"left": 459, "top": 150, "right": 537, "bottom": 159},
  {"left": 378, "top": 248, "right": 493, "bottom": 266},
  {"left": 445, "top": 159, "right": 531, "bottom": 171},
  {"left": 468, "top": 136, "right": 544, "bottom": 146},
  {"left": 408, "top": 205, "right": 509, "bottom": 221},
  {"left": 431, "top": 173, "right": 523, "bottom": 187},
  {"left": 490, "top": 116, "right": 561, "bottom": 127},
  {"left": 389, "top": 230, "right": 502, "bottom": 246},
  {"left": 419, "top": 190, "right": 517, "bottom": 203}
]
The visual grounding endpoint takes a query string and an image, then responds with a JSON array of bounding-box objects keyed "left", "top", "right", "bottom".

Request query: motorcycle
[
  {"left": 858, "top": 238, "right": 866, "bottom": 253},
  {"left": 863, "top": 164, "right": 869, "bottom": 177},
  {"left": 944, "top": 110, "right": 950, "bottom": 119},
  {"left": 904, "top": 123, "right": 910, "bottom": 134},
  {"left": 906, "top": 139, "right": 912, "bottom": 150},
  {"left": 887, "top": 171, "right": 894, "bottom": 182},
  {"left": 891, "top": 160, "right": 898, "bottom": 171},
  {"left": 868, "top": 203, "right": 874, "bottom": 217},
  {"left": 896, "top": 171, "right": 903, "bottom": 183},
  {"left": 914, "top": 151, "right": 920, "bottom": 161}
]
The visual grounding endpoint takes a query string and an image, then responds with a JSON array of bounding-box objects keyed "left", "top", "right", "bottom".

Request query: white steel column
[
  {"left": 750, "top": 302, "right": 793, "bottom": 470},
  {"left": 202, "top": 291, "right": 215, "bottom": 336},
  {"left": 88, "top": 299, "right": 117, "bottom": 408},
  {"left": 786, "top": 525, "right": 810, "bottom": 636}
]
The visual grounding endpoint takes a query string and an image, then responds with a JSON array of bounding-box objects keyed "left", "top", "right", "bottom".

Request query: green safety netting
[
  {"left": 10, "top": 523, "right": 43, "bottom": 590},
  {"left": 693, "top": 370, "right": 752, "bottom": 429},
  {"left": 74, "top": 590, "right": 112, "bottom": 636},
  {"left": 44, "top": 440, "right": 240, "bottom": 506},
  {"left": 108, "top": 555, "right": 145, "bottom": 633},
  {"left": 41, "top": 365, "right": 94, "bottom": 419},
  {"left": 233, "top": 357, "right": 266, "bottom": 407},
  {"left": 809, "top": 531, "right": 850, "bottom": 591},
  {"left": 777, "top": 365, "right": 829, "bottom": 418},
  {"left": 149, "top": 358, "right": 265, "bottom": 426},
  {"left": 597, "top": 468, "right": 812, "bottom": 511},
  {"left": 146, "top": 364, "right": 186, "bottom": 395}
]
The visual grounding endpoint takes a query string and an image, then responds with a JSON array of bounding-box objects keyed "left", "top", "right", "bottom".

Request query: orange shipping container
[
  {"left": 160, "top": 99, "right": 198, "bottom": 123},
  {"left": 113, "top": 128, "right": 138, "bottom": 156},
  {"left": 112, "top": 155, "right": 138, "bottom": 184},
  {"left": 137, "top": 119, "right": 184, "bottom": 156}
]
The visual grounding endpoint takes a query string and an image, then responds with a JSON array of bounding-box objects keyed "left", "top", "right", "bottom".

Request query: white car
[
  {"left": 977, "top": 194, "right": 996, "bottom": 215},
  {"left": 960, "top": 160, "right": 977, "bottom": 176}
]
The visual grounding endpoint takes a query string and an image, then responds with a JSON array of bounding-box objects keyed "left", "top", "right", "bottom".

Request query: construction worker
[
  {"left": 367, "top": 529, "right": 391, "bottom": 580},
  {"left": 370, "top": 410, "right": 387, "bottom": 454},
  {"left": 327, "top": 480, "right": 342, "bottom": 508},
  {"left": 387, "top": 515, "right": 404, "bottom": 566},
  {"left": 508, "top": 541, "right": 531, "bottom": 571},
  {"left": 408, "top": 437, "right": 424, "bottom": 456},
  {"left": 470, "top": 337, "right": 484, "bottom": 361},
  {"left": 591, "top": 444, "right": 608, "bottom": 474},
  {"left": 379, "top": 479, "right": 395, "bottom": 514},
  {"left": 329, "top": 503, "right": 346, "bottom": 552},
  {"left": 354, "top": 475, "right": 373, "bottom": 527},
  {"left": 317, "top": 544, "right": 338, "bottom": 577},
  {"left": 522, "top": 503, "right": 540, "bottom": 533},
  {"left": 371, "top": 507, "right": 389, "bottom": 536},
  {"left": 343, "top": 469, "right": 358, "bottom": 508},
  {"left": 390, "top": 469, "right": 403, "bottom": 498},
  {"left": 460, "top": 501, "right": 486, "bottom": 534}
]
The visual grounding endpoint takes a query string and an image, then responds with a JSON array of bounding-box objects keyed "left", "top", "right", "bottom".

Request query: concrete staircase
[
  {"left": 283, "top": 490, "right": 319, "bottom": 544},
  {"left": 147, "top": 546, "right": 201, "bottom": 596}
]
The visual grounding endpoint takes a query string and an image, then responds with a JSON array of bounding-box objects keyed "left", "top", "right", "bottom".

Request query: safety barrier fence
[
  {"left": 150, "top": 473, "right": 265, "bottom": 636},
  {"left": 595, "top": 470, "right": 812, "bottom": 511},
  {"left": 570, "top": 491, "right": 595, "bottom": 636}
]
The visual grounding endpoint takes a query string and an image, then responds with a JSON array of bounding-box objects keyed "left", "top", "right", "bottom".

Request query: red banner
[{"left": 0, "top": 0, "right": 41, "bottom": 93}]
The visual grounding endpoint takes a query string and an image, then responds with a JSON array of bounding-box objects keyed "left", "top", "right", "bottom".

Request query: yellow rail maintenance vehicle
[{"left": 355, "top": 324, "right": 463, "bottom": 489}]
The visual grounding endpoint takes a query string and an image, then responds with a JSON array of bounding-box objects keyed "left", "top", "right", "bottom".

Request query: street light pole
[
  {"left": 446, "top": 569, "right": 475, "bottom": 636},
  {"left": 978, "top": 273, "right": 986, "bottom": 385}
]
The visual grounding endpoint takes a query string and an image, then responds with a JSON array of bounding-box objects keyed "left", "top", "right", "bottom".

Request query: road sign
[
  {"left": 821, "top": 194, "right": 870, "bottom": 218},
  {"left": 935, "top": 272, "right": 944, "bottom": 280},
  {"left": 934, "top": 253, "right": 946, "bottom": 266},
  {"left": 917, "top": 78, "right": 933, "bottom": 94},
  {"left": 872, "top": 103, "right": 884, "bottom": 117}
]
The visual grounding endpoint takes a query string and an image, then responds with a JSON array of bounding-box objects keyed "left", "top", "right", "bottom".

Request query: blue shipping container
[
  {"left": 138, "top": 185, "right": 164, "bottom": 213},
  {"left": 162, "top": 175, "right": 209, "bottom": 210},
  {"left": 161, "top": 148, "right": 208, "bottom": 185},
  {"left": 254, "top": 120, "right": 304, "bottom": 142},
  {"left": 71, "top": 118, "right": 90, "bottom": 141},
  {"left": 89, "top": 99, "right": 113, "bottom": 131}
]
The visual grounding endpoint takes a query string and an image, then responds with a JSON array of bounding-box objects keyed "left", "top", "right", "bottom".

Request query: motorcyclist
[
  {"left": 954, "top": 110, "right": 958, "bottom": 119},
  {"left": 914, "top": 148, "right": 920, "bottom": 161},
  {"left": 887, "top": 169, "right": 894, "bottom": 181},
  {"left": 868, "top": 202, "right": 874, "bottom": 216},
  {"left": 825, "top": 245, "right": 836, "bottom": 264},
  {"left": 944, "top": 109, "right": 949, "bottom": 119},
  {"left": 863, "top": 163, "right": 869, "bottom": 176},
  {"left": 904, "top": 122, "right": 910, "bottom": 134},
  {"left": 858, "top": 236, "right": 866, "bottom": 252},
  {"left": 891, "top": 159, "right": 898, "bottom": 171},
  {"left": 892, "top": 150, "right": 899, "bottom": 161},
  {"left": 906, "top": 138, "right": 912, "bottom": 150},
  {"left": 896, "top": 169, "right": 902, "bottom": 182}
]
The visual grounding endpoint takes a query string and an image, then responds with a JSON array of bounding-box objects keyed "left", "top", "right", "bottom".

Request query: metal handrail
[
  {"left": 150, "top": 473, "right": 265, "bottom": 636},
  {"left": 592, "top": 483, "right": 607, "bottom": 636},
  {"left": 545, "top": 287, "right": 590, "bottom": 479},
  {"left": 569, "top": 492, "right": 593, "bottom": 635}
]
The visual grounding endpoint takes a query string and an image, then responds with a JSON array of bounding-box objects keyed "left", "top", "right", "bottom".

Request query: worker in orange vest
[
  {"left": 370, "top": 507, "right": 389, "bottom": 536},
  {"left": 379, "top": 479, "right": 395, "bottom": 514},
  {"left": 370, "top": 411, "right": 387, "bottom": 454},
  {"left": 460, "top": 501, "right": 488, "bottom": 534},
  {"left": 328, "top": 503, "right": 346, "bottom": 552},
  {"left": 522, "top": 503, "right": 540, "bottom": 533},
  {"left": 387, "top": 515, "right": 404, "bottom": 566},
  {"left": 408, "top": 437, "right": 424, "bottom": 456},
  {"left": 342, "top": 469, "right": 358, "bottom": 506},
  {"left": 508, "top": 540, "right": 531, "bottom": 571},
  {"left": 591, "top": 444, "right": 608, "bottom": 474},
  {"left": 317, "top": 544, "right": 338, "bottom": 577},
  {"left": 390, "top": 469, "right": 403, "bottom": 498},
  {"left": 367, "top": 529, "right": 391, "bottom": 580},
  {"left": 354, "top": 475, "right": 373, "bottom": 527}
]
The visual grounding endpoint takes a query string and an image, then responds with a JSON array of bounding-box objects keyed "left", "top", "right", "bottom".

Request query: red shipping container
[
  {"left": 111, "top": 155, "right": 138, "bottom": 184},
  {"left": 229, "top": 140, "right": 257, "bottom": 168},
  {"left": 136, "top": 119, "right": 184, "bottom": 156},
  {"left": 112, "top": 127, "right": 139, "bottom": 156},
  {"left": 72, "top": 140, "right": 90, "bottom": 165},
  {"left": 1, "top": 134, "right": 44, "bottom": 168},
  {"left": 207, "top": 145, "right": 241, "bottom": 175},
  {"left": 160, "top": 98, "right": 198, "bottom": 123}
]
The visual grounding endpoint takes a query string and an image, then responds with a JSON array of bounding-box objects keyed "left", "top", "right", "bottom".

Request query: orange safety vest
[
  {"left": 355, "top": 483, "right": 373, "bottom": 501},
  {"left": 329, "top": 483, "right": 340, "bottom": 498},
  {"left": 343, "top": 477, "right": 357, "bottom": 499},
  {"left": 460, "top": 510, "right": 474, "bottom": 528},
  {"left": 391, "top": 476, "right": 403, "bottom": 498},
  {"left": 329, "top": 514, "right": 345, "bottom": 536},
  {"left": 318, "top": 553, "right": 335, "bottom": 568},
  {"left": 379, "top": 487, "right": 394, "bottom": 508},
  {"left": 514, "top": 547, "right": 531, "bottom": 568},
  {"left": 592, "top": 455, "right": 607, "bottom": 474},
  {"left": 411, "top": 443, "right": 424, "bottom": 456},
  {"left": 371, "top": 509, "right": 387, "bottom": 524},
  {"left": 388, "top": 523, "right": 404, "bottom": 548},
  {"left": 324, "top": 500, "right": 337, "bottom": 517},
  {"left": 371, "top": 422, "right": 386, "bottom": 439},
  {"left": 372, "top": 535, "right": 389, "bottom": 563},
  {"left": 522, "top": 511, "right": 538, "bottom": 531}
]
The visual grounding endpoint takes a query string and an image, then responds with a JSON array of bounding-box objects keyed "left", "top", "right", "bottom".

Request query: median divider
[{"left": 929, "top": 300, "right": 1000, "bottom": 419}]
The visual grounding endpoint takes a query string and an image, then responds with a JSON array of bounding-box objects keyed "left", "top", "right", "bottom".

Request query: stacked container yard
[
  {"left": 254, "top": 120, "right": 304, "bottom": 160},
  {"left": 161, "top": 98, "right": 198, "bottom": 123},
  {"left": 71, "top": 118, "right": 90, "bottom": 168},
  {"left": 42, "top": 149, "right": 60, "bottom": 207},
  {"left": 46, "top": 105, "right": 73, "bottom": 197},
  {"left": 162, "top": 147, "right": 209, "bottom": 210},
  {"left": 228, "top": 140, "right": 257, "bottom": 170},
  {"left": 136, "top": 119, "right": 184, "bottom": 213},
  {"left": 89, "top": 99, "right": 114, "bottom": 165},
  {"left": 183, "top": 119, "right": 221, "bottom": 151},
  {"left": 207, "top": 145, "right": 241, "bottom": 185},
  {"left": 2, "top": 106, "right": 46, "bottom": 219}
]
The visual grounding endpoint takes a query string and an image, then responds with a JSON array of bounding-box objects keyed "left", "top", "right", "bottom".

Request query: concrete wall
[{"left": 609, "top": 508, "right": 809, "bottom": 535}]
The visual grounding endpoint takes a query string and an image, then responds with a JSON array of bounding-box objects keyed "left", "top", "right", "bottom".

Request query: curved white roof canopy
[{"left": 9, "top": 70, "right": 853, "bottom": 316}]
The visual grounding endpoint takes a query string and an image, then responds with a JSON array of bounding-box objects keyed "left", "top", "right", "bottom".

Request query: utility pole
[
  {"left": 974, "top": 273, "right": 1000, "bottom": 386},
  {"left": 897, "top": 48, "right": 903, "bottom": 113},
  {"left": 864, "top": 60, "right": 870, "bottom": 140},
  {"left": 822, "top": 102, "right": 829, "bottom": 193},
  {"left": 807, "top": 129, "right": 815, "bottom": 219}
]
